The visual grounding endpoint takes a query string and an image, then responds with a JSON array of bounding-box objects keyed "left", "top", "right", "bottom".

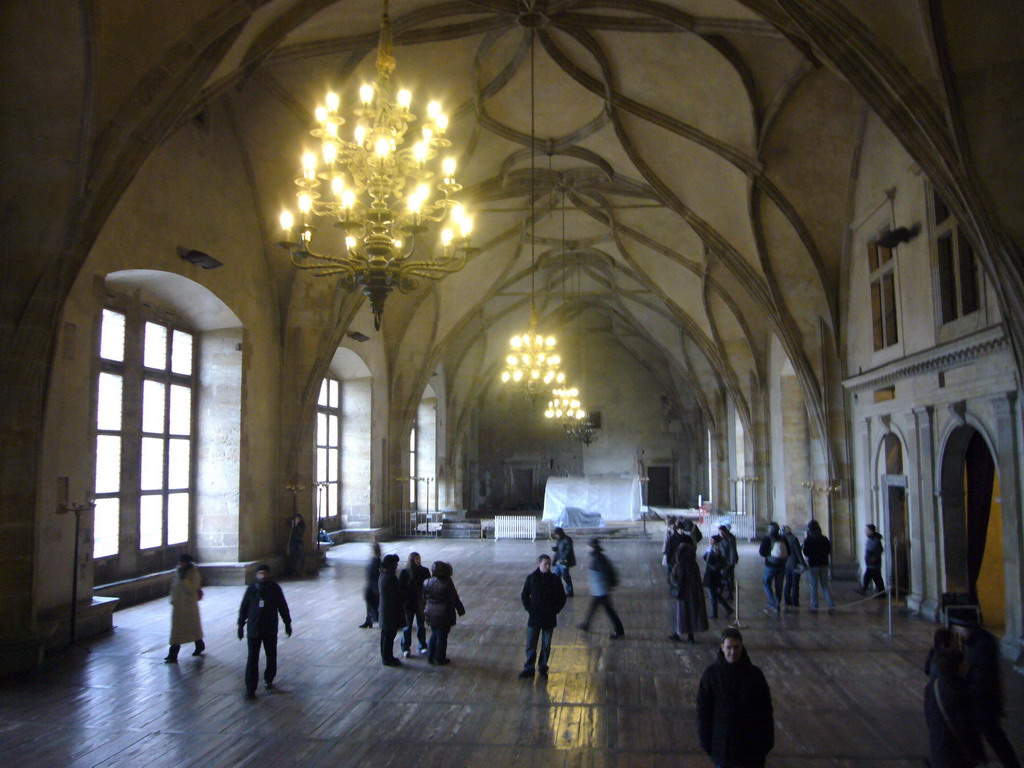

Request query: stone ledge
[{"left": 37, "top": 596, "right": 119, "bottom": 651}]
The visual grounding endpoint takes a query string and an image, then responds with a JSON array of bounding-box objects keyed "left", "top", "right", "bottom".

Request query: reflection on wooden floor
[{"left": 2, "top": 538, "right": 1021, "bottom": 767}]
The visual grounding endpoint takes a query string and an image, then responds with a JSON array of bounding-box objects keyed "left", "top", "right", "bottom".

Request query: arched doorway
[
  {"left": 939, "top": 426, "right": 1006, "bottom": 632},
  {"left": 879, "top": 433, "right": 909, "bottom": 599}
]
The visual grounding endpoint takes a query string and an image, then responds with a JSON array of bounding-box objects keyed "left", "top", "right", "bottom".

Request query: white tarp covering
[{"left": 542, "top": 476, "right": 643, "bottom": 524}]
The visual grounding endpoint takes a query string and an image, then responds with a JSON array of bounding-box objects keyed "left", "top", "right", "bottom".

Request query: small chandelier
[
  {"left": 544, "top": 386, "right": 586, "bottom": 425},
  {"left": 502, "top": 308, "right": 565, "bottom": 392},
  {"left": 276, "top": 0, "right": 473, "bottom": 329},
  {"left": 500, "top": 24, "right": 564, "bottom": 396},
  {"left": 567, "top": 418, "right": 599, "bottom": 446}
]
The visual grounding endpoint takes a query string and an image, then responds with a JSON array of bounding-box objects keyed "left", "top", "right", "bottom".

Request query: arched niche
[{"left": 938, "top": 423, "right": 1005, "bottom": 632}]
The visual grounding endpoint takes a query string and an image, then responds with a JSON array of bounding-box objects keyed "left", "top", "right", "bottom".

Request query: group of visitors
[
  {"left": 162, "top": 521, "right": 1019, "bottom": 768},
  {"left": 759, "top": 520, "right": 840, "bottom": 614},
  {"left": 662, "top": 518, "right": 738, "bottom": 643},
  {"left": 359, "top": 544, "right": 466, "bottom": 667}
]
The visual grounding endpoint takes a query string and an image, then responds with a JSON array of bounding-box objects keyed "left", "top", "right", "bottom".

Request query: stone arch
[
  {"left": 937, "top": 417, "right": 1006, "bottom": 631},
  {"left": 97, "top": 270, "right": 243, "bottom": 573},
  {"left": 872, "top": 425, "right": 910, "bottom": 599}
]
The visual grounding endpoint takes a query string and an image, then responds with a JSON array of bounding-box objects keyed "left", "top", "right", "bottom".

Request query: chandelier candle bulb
[
  {"left": 397, "top": 89, "right": 412, "bottom": 109},
  {"left": 360, "top": 84, "right": 374, "bottom": 105},
  {"left": 326, "top": 92, "right": 340, "bottom": 112}
]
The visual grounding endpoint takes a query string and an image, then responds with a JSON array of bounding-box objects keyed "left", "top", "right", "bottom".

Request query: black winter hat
[{"left": 382, "top": 554, "right": 400, "bottom": 569}]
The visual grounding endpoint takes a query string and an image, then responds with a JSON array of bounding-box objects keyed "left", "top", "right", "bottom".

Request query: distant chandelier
[
  {"left": 544, "top": 386, "right": 586, "bottom": 425},
  {"left": 276, "top": 0, "right": 473, "bottom": 330},
  {"left": 500, "top": 23, "right": 564, "bottom": 396},
  {"left": 567, "top": 418, "right": 598, "bottom": 446},
  {"left": 502, "top": 308, "right": 565, "bottom": 392}
]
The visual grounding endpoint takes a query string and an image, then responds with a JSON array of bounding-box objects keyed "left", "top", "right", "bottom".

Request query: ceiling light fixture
[
  {"left": 276, "top": 0, "right": 474, "bottom": 329},
  {"left": 501, "top": 19, "right": 564, "bottom": 395}
]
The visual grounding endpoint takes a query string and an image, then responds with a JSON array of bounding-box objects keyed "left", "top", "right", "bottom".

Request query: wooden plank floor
[{"left": 2, "top": 537, "right": 1022, "bottom": 767}]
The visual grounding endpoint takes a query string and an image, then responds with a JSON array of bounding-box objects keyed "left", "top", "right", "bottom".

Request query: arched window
[{"left": 94, "top": 307, "right": 196, "bottom": 560}]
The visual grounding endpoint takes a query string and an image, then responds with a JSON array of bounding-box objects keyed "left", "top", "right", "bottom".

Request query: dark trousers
[
  {"left": 166, "top": 639, "right": 204, "bottom": 660},
  {"left": 762, "top": 565, "right": 784, "bottom": 609},
  {"left": 380, "top": 627, "right": 398, "bottom": 663},
  {"left": 402, "top": 607, "right": 426, "bottom": 652},
  {"left": 427, "top": 625, "right": 450, "bottom": 663},
  {"left": 706, "top": 587, "right": 733, "bottom": 619},
  {"left": 581, "top": 594, "right": 624, "bottom": 635},
  {"left": 245, "top": 635, "right": 277, "bottom": 693},
  {"left": 861, "top": 566, "right": 885, "bottom": 594},
  {"left": 784, "top": 565, "right": 802, "bottom": 606},
  {"left": 524, "top": 625, "right": 554, "bottom": 671},
  {"left": 363, "top": 592, "right": 379, "bottom": 625},
  {"left": 288, "top": 539, "right": 304, "bottom": 574},
  {"left": 979, "top": 715, "right": 1021, "bottom": 768},
  {"left": 553, "top": 564, "right": 574, "bottom": 596}
]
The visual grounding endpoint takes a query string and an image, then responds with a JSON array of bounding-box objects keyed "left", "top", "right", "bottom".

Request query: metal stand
[
  {"left": 729, "top": 580, "right": 747, "bottom": 629},
  {"left": 314, "top": 480, "right": 327, "bottom": 557},
  {"left": 58, "top": 501, "right": 95, "bottom": 652}
]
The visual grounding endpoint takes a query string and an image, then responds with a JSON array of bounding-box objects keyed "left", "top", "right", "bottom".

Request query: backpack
[
  {"left": 605, "top": 559, "right": 619, "bottom": 589},
  {"left": 770, "top": 539, "right": 787, "bottom": 560}
]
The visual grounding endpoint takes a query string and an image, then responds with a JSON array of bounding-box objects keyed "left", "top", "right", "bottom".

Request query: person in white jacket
[{"left": 165, "top": 554, "right": 205, "bottom": 662}]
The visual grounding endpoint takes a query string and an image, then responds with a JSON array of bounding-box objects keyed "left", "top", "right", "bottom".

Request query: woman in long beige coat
[{"left": 165, "top": 554, "right": 205, "bottom": 662}]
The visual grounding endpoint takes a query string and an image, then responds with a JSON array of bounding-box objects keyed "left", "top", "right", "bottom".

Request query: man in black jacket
[
  {"left": 551, "top": 528, "right": 576, "bottom": 597},
  {"left": 696, "top": 628, "right": 774, "bottom": 768},
  {"left": 518, "top": 554, "right": 567, "bottom": 679},
  {"left": 237, "top": 564, "right": 292, "bottom": 699}
]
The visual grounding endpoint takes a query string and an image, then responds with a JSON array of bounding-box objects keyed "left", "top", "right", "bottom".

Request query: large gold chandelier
[{"left": 276, "top": 0, "right": 473, "bottom": 329}]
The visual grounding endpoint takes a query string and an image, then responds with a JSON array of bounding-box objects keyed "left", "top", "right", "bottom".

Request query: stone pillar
[
  {"left": 991, "top": 393, "right": 1023, "bottom": 660},
  {"left": 910, "top": 406, "right": 941, "bottom": 620},
  {"left": 195, "top": 329, "right": 242, "bottom": 563},
  {"left": 781, "top": 375, "right": 811, "bottom": 528}
]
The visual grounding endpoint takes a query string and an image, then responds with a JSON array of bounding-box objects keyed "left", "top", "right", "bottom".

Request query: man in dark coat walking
[
  {"left": 378, "top": 554, "right": 406, "bottom": 666},
  {"left": 551, "top": 527, "right": 576, "bottom": 597},
  {"left": 237, "top": 564, "right": 292, "bottom": 699},
  {"left": 519, "top": 554, "right": 567, "bottom": 679},
  {"left": 948, "top": 608, "right": 1021, "bottom": 767},
  {"left": 577, "top": 539, "right": 625, "bottom": 638},
  {"left": 696, "top": 628, "right": 774, "bottom": 768}
]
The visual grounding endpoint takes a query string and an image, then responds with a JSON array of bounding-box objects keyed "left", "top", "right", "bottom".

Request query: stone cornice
[{"left": 842, "top": 325, "right": 1008, "bottom": 392}]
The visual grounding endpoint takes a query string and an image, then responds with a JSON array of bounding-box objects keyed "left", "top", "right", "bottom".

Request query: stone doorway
[{"left": 939, "top": 426, "right": 1006, "bottom": 632}]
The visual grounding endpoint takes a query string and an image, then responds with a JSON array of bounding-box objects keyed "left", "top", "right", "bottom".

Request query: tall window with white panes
[
  {"left": 94, "top": 308, "right": 195, "bottom": 564},
  {"left": 316, "top": 378, "right": 340, "bottom": 522}
]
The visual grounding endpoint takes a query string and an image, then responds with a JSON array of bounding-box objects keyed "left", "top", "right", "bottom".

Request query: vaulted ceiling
[
  {"left": 204, "top": 0, "right": 872, "bottom": 440},
  {"left": 8, "top": 0, "right": 1020, "bottom": 465}
]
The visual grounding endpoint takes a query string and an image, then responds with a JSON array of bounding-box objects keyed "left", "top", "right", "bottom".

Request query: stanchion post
[{"left": 729, "top": 579, "right": 746, "bottom": 629}]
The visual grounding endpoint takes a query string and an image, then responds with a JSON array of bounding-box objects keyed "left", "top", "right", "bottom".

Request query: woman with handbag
[
  {"left": 669, "top": 534, "right": 709, "bottom": 643},
  {"left": 423, "top": 560, "right": 465, "bottom": 665},
  {"left": 924, "top": 629, "right": 984, "bottom": 768},
  {"left": 165, "top": 553, "right": 204, "bottom": 662}
]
